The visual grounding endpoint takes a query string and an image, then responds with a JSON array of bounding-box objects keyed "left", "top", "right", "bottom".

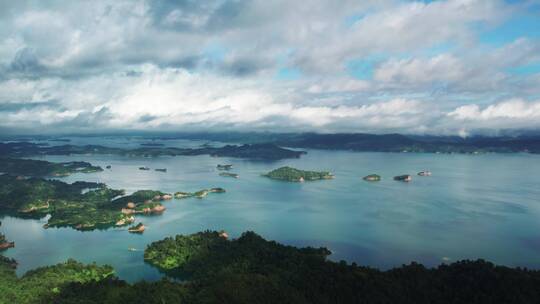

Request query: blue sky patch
[{"left": 275, "top": 67, "right": 301, "bottom": 80}]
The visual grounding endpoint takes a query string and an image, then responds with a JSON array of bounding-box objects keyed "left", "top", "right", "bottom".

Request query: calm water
[{"left": 2, "top": 140, "right": 540, "bottom": 282}]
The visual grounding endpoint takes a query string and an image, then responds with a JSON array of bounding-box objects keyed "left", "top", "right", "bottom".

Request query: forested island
[
  {"left": 174, "top": 188, "right": 226, "bottom": 199},
  {"left": 1, "top": 231, "right": 539, "bottom": 303},
  {"left": 264, "top": 166, "right": 334, "bottom": 182},
  {"left": 0, "top": 174, "right": 170, "bottom": 231},
  {"left": 219, "top": 172, "right": 239, "bottom": 178},
  {"left": 363, "top": 174, "right": 381, "bottom": 181},
  {"left": 0, "top": 142, "right": 305, "bottom": 160}
]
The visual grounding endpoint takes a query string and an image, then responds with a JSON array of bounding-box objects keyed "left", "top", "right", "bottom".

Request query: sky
[{"left": 1, "top": 0, "right": 540, "bottom": 136}]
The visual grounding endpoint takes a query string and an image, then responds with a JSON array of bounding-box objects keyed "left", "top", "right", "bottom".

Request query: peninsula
[
  {"left": 0, "top": 174, "right": 170, "bottom": 231},
  {"left": 0, "top": 158, "right": 103, "bottom": 177}
]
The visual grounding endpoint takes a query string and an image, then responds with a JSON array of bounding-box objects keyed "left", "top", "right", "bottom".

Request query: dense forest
[{"left": 1, "top": 230, "right": 540, "bottom": 303}]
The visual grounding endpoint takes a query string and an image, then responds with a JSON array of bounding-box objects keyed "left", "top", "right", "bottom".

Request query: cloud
[
  {"left": 449, "top": 99, "right": 540, "bottom": 121},
  {"left": 0, "top": 0, "right": 538, "bottom": 135},
  {"left": 446, "top": 99, "right": 540, "bottom": 133}
]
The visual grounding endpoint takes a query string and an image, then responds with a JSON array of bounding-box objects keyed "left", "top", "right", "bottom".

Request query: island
[
  {"left": 140, "top": 143, "right": 165, "bottom": 147},
  {"left": 363, "top": 174, "right": 381, "bottom": 181},
  {"left": 0, "top": 174, "right": 171, "bottom": 231},
  {"left": 217, "top": 164, "right": 233, "bottom": 170},
  {"left": 0, "top": 158, "right": 103, "bottom": 177},
  {"left": 219, "top": 172, "right": 239, "bottom": 178},
  {"left": 128, "top": 223, "right": 145, "bottom": 234},
  {"left": 174, "top": 188, "right": 226, "bottom": 199},
  {"left": 263, "top": 166, "right": 334, "bottom": 182},
  {"left": 0, "top": 142, "right": 306, "bottom": 160},
  {"left": 394, "top": 174, "right": 412, "bottom": 182}
]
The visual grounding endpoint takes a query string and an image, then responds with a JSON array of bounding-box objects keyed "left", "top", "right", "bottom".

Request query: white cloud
[
  {"left": 449, "top": 99, "right": 540, "bottom": 120},
  {"left": 374, "top": 55, "right": 465, "bottom": 85},
  {"left": 0, "top": 0, "right": 538, "bottom": 135}
]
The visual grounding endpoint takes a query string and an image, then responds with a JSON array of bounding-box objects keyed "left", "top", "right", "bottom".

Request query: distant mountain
[
  {"left": 0, "top": 142, "right": 305, "bottom": 160},
  {"left": 273, "top": 133, "right": 540, "bottom": 154},
  {"left": 2, "top": 132, "right": 540, "bottom": 155}
]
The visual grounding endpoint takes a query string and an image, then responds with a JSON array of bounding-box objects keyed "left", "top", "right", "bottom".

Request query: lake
[{"left": 2, "top": 138, "right": 540, "bottom": 282}]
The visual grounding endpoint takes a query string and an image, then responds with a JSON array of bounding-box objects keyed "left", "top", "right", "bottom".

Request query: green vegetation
[
  {"left": 139, "top": 231, "right": 540, "bottom": 304},
  {"left": 1, "top": 231, "right": 540, "bottom": 303},
  {"left": 128, "top": 223, "right": 145, "bottom": 234},
  {"left": 394, "top": 174, "right": 412, "bottom": 182},
  {"left": 0, "top": 175, "right": 169, "bottom": 231},
  {"left": 263, "top": 166, "right": 334, "bottom": 182},
  {"left": 363, "top": 174, "right": 381, "bottom": 181},
  {"left": 219, "top": 172, "right": 239, "bottom": 178},
  {"left": 217, "top": 164, "right": 233, "bottom": 170},
  {"left": 0, "top": 158, "right": 102, "bottom": 177},
  {"left": 174, "top": 188, "right": 225, "bottom": 199},
  {"left": 0, "top": 258, "right": 114, "bottom": 304}
]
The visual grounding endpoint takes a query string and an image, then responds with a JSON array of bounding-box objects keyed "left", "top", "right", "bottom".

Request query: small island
[
  {"left": 140, "top": 143, "right": 165, "bottom": 147},
  {"left": 363, "top": 174, "right": 381, "bottom": 181},
  {"left": 219, "top": 172, "right": 239, "bottom": 178},
  {"left": 128, "top": 223, "right": 145, "bottom": 234},
  {"left": 263, "top": 166, "right": 334, "bottom": 182},
  {"left": 174, "top": 188, "right": 226, "bottom": 199},
  {"left": 394, "top": 174, "right": 412, "bottom": 182},
  {"left": 217, "top": 164, "right": 233, "bottom": 170}
]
